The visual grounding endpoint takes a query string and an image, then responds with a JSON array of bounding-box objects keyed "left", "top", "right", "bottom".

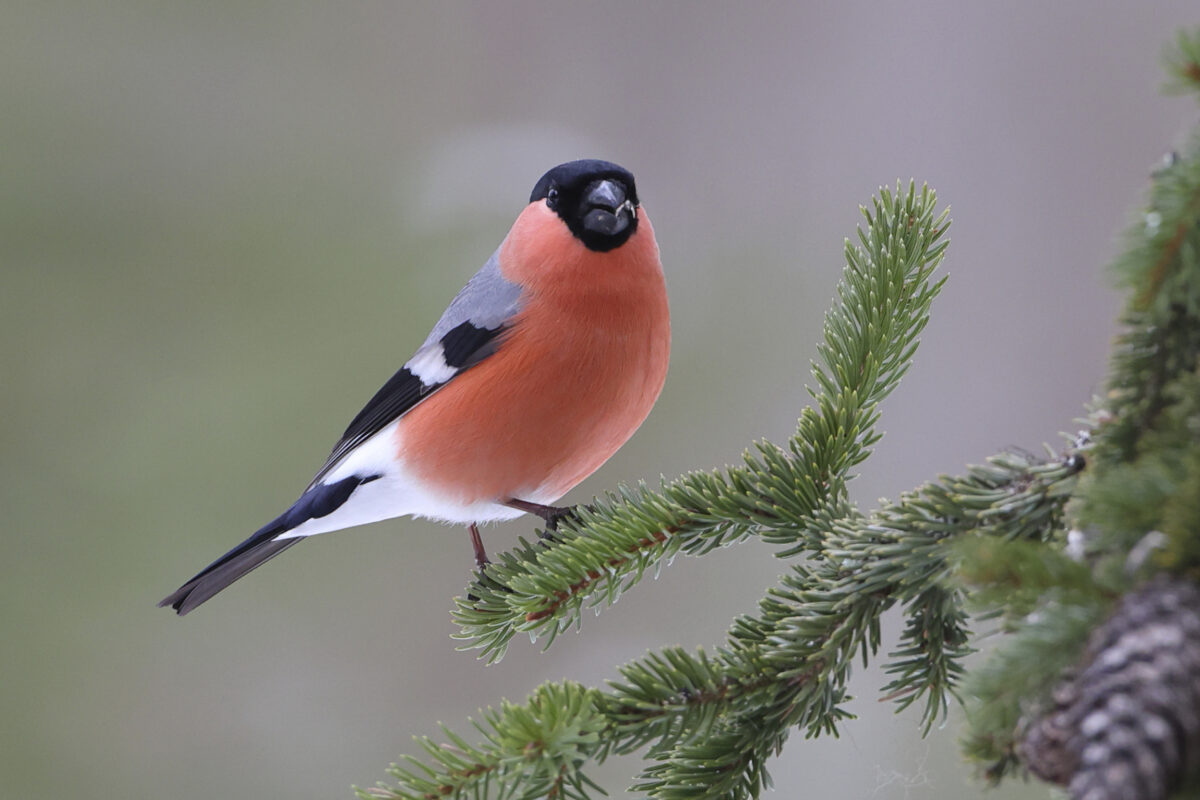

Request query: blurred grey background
[{"left": 3, "top": 3, "right": 1197, "bottom": 798}]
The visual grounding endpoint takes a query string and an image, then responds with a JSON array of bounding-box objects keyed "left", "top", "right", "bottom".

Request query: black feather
[{"left": 440, "top": 320, "right": 502, "bottom": 368}]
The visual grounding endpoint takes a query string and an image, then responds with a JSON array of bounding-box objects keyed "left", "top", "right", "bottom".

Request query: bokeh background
[{"left": 4, "top": 3, "right": 1198, "bottom": 798}]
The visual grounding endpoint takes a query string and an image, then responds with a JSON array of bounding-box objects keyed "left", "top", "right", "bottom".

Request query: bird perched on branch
[{"left": 160, "top": 159, "right": 670, "bottom": 615}]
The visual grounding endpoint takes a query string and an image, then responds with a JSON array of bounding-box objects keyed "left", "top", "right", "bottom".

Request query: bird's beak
[{"left": 580, "top": 179, "right": 636, "bottom": 238}]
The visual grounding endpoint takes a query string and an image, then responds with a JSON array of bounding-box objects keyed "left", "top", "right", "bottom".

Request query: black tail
[
  {"left": 157, "top": 520, "right": 301, "bottom": 615},
  {"left": 159, "top": 473, "right": 381, "bottom": 615}
]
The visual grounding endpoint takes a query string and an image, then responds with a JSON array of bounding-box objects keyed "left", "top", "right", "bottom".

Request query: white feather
[
  {"left": 405, "top": 344, "right": 458, "bottom": 386},
  {"left": 271, "top": 423, "right": 549, "bottom": 540}
]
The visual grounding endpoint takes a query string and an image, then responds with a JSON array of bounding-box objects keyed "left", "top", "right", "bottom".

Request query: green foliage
[
  {"left": 960, "top": 601, "right": 1104, "bottom": 781},
  {"left": 1163, "top": 26, "right": 1200, "bottom": 96},
  {"left": 366, "top": 30, "right": 1200, "bottom": 800},
  {"left": 374, "top": 445, "right": 1085, "bottom": 800},
  {"left": 1073, "top": 28, "right": 1200, "bottom": 572},
  {"left": 951, "top": 536, "right": 1108, "bottom": 620},
  {"left": 360, "top": 682, "right": 608, "bottom": 800},
  {"left": 959, "top": 27, "right": 1200, "bottom": 784}
]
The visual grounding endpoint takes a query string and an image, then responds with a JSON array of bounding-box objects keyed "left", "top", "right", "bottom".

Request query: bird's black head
[{"left": 530, "top": 160, "right": 639, "bottom": 252}]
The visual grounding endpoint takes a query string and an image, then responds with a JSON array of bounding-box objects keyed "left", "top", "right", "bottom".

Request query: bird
[{"left": 159, "top": 159, "right": 670, "bottom": 615}]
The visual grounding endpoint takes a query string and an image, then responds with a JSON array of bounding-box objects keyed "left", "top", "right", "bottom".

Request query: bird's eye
[{"left": 547, "top": 186, "right": 559, "bottom": 206}]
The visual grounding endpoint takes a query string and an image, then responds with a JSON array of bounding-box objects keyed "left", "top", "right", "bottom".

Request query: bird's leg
[
  {"left": 468, "top": 522, "right": 489, "bottom": 567},
  {"left": 506, "top": 498, "right": 574, "bottom": 529},
  {"left": 505, "top": 498, "right": 577, "bottom": 541}
]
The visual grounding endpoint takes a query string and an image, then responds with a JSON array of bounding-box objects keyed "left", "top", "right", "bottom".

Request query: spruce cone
[{"left": 1019, "top": 575, "right": 1200, "bottom": 800}]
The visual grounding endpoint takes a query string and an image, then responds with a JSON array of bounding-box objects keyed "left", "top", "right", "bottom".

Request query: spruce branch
[
  {"left": 360, "top": 682, "right": 608, "bottom": 800},
  {"left": 742, "top": 448, "right": 1083, "bottom": 737},
  {"left": 369, "top": 448, "right": 1090, "bottom": 800}
]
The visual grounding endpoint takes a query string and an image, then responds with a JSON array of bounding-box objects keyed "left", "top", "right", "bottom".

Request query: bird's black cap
[{"left": 530, "top": 160, "right": 640, "bottom": 252}]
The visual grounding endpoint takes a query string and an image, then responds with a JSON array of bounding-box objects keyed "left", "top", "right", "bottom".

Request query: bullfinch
[{"left": 159, "top": 159, "right": 669, "bottom": 615}]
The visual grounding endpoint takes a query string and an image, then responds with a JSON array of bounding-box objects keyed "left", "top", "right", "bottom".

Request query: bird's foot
[{"left": 505, "top": 498, "right": 586, "bottom": 540}]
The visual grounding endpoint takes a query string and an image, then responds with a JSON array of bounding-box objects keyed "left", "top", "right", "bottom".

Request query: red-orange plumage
[{"left": 396, "top": 201, "right": 669, "bottom": 505}]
